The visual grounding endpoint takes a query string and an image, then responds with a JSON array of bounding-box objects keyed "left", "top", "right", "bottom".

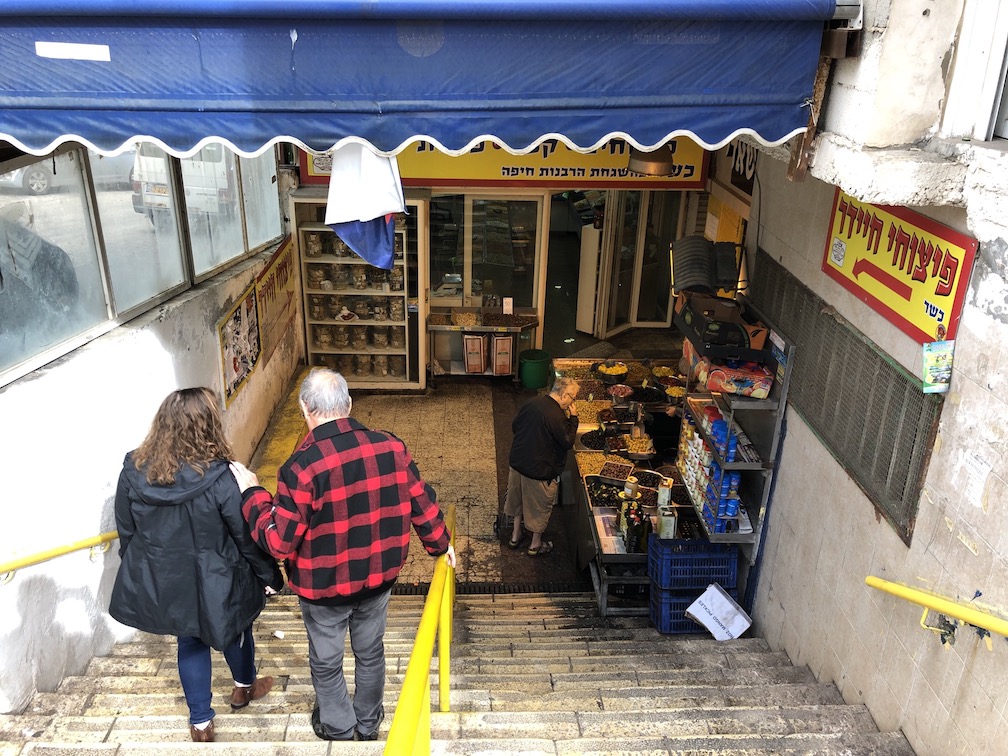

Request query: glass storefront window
[
  {"left": 430, "top": 193, "right": 541, "bottom": 308},
  {"left": 93, "top": 147, "right": 187, "bottom": 312},
  {"left": 607, "top": 191, "right": 641, "bottom": 330},
  {"left": 1, "top": 140, "right": 284, "bottom": 385},
  {"left": 0, "top": 153, "right": 109, "bottom": 372},
  {"left": 240, "top": 151, "right": 282, "bottom": 250},
  {"left": 636, "top": 191, "right": 679, "bottom": 323},
  {"left": 185, "top": 145, "right": 245, "bottom": 276}
]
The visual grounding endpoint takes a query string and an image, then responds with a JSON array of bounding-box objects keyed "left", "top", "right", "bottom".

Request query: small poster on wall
[
  {"left": 922, "top": 340, "right": 954, "bottom": 394},
  {"left": 218, "top": 282, "right": 261, "bottom": 406},
  {"left": 255, "top": 235, "right": 298, "bottom": 365}
]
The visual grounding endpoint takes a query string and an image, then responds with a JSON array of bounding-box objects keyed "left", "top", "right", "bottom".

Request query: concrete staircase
[{"left": 1, "top": 591, "right": 914, "bottom": 755}]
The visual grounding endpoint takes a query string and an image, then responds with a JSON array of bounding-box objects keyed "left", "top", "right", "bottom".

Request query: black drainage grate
[{"left": 393, "top": 581, "right": 591, "bottom": 595}]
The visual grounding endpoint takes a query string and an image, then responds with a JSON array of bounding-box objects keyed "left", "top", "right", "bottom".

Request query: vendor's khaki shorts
[{"left": 503, "top": 467, "right": 558, "bottom": 534}]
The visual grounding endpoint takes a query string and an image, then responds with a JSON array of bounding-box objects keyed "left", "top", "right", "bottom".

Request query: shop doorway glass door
[
  {"left": 428, "top": 192, "right": 543, "bottom": 309},
  {"left": 596, "top": 190, "right": 679, "bottom": 340}
]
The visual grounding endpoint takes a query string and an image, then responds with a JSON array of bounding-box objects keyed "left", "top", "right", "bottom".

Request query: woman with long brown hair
[{"left": 109, "top": 387, "right": 283, "bottom": 742}]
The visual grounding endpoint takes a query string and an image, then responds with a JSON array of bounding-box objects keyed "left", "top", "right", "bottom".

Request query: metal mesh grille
[{"left": 748, "top": 249, "right": 941, "bottom": 544}]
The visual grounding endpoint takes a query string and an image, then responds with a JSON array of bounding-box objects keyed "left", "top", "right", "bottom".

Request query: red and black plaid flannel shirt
[{"left": 242, "top": 417, "right": 451, "bottom": 602}]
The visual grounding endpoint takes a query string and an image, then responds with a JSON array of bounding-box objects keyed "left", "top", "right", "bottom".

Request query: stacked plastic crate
[{"left": 647, "top": 535, "right": 739, "bottom": 634}]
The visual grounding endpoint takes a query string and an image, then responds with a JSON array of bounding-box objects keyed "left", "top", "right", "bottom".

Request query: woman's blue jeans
[{"left": 177, "top": 626, "right": 256, "bottom": 725}]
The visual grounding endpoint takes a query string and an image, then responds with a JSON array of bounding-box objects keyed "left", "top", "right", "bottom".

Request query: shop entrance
[
  {"left": 596, "top": 190, "right": 681, "bottom": 340},
  {"left": 540, "top": 189, "right": 685, "bottom": 358}
]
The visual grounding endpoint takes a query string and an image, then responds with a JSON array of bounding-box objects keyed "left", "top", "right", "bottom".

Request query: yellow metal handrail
[
  {"left": 0, "top": 531, "right": 119, "bottom": 584},
  {"left": 384, "top": 504, "right": 457, "bottom": 755},
  {"left": 865, "top": 575, "right": 1008, "bottom": 639}
]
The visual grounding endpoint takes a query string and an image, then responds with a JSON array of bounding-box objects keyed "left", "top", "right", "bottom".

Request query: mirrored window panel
[
  {"left": 93, "top": 146, "right": 187, "bottom": 312},
  {"left": 0, "top": 152, "right": 109, "bottom": 371}
]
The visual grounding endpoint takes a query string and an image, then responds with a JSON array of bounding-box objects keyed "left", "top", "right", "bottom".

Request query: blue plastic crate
[
  {"left": 649, "top": 583, "right": 740, "bottom": 634},
  {"left": 647, "top": 534, "right": 738, "bottom": 590}
]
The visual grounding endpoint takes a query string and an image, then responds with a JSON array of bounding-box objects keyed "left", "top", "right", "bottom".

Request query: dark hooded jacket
[{"left": 109, "top": 454, "right": 283, "bottom": 650}]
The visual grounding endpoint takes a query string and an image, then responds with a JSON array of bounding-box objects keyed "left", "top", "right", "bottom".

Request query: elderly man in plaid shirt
[{"left": 232, "top": 368, "right": 455, "bottom": 742}]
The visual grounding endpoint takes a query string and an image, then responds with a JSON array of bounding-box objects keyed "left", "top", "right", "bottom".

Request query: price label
[{"left": 642, "top": 378, "right": 649, "bottom": 388}]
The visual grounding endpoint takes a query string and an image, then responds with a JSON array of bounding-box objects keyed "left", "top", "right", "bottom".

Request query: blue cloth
[
  {"left": 0, "top": 3, "right": 836, "bottom": 156},
  {"left": 329, "top": 215, "right": 396, "bottom": 270}
]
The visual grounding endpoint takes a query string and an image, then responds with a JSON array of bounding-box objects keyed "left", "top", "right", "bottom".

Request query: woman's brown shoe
[
  {"left": 189, "top": 720, "right": 215, "bottom": 742},
  {"left": 231, "top": 676, "right": 274, "bottom": 710}
]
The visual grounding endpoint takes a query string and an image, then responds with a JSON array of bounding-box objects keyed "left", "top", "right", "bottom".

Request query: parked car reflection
[{"left": 0, "top": 150, "right": 134, "bottom": 195}]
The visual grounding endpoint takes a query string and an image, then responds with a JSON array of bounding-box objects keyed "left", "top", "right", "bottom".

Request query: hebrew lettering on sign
[{"left": 822, "top": 188, "right": 977, "bottom": 343}]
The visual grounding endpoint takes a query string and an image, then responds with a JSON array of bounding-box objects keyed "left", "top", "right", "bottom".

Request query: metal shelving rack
[
  {"left": 292, "top": 188, "right": 424, "bottom": 389},
  {"left": 676, "top": 295, "right": 795, "bottom": 558}
]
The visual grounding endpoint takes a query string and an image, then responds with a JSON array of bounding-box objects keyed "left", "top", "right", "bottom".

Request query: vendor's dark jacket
[
  {"left": 509, "top": 394, "right": 578, "bottom": 481},
  {"left": 109, "top": 455, "right": 283, "bottom": 651}
]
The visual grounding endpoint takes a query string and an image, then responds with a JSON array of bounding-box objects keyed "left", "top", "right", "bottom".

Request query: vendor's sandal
[
  {"left": 527, "top": 540, "right": 554, "bottom": 557},
  {"left": 507, "top": 532, "right": 528, "bottom": 550}
]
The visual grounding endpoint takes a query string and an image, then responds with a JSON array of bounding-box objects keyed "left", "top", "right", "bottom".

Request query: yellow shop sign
[{"left": 821, "top": 188, "right": 978, "bottom": 343}]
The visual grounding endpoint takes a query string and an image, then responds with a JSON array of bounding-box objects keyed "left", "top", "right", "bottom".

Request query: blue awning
[{"left": 0, "top": 0, "right": 838, "bottom": 157}]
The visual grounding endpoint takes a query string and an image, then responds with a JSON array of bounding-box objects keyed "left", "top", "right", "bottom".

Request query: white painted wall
[
  {"left": 824, "top": 0, "right": 965, "bottom": 147},
  {"left": 0, "top": 249, "right": 303, "bottom": 714},
  {"left": 751, "top": 151, "right": 1008, "bottom": 754}
]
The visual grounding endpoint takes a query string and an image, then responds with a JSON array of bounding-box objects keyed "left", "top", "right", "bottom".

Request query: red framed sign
[{"left": 821, "top": 188, "right": 978, "bottom": 343}]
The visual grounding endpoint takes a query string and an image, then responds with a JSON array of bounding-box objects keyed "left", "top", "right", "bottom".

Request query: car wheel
[{"left": 23, "top": 166, "right": 53, "bottom": 195}]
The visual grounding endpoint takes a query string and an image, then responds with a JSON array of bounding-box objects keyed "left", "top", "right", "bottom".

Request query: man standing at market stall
[
  {"left": 230, "top": 367, "right": 455, "bottom": 742},
  {"left": 505, "top": 376, "right": 580, "bottom": 556}
]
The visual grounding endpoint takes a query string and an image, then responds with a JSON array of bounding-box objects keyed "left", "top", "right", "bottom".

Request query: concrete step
[
  {"left": 6, "top": 707, "right": 914, "bottom": 752},
  {"left": 11, "top": 731, "right": 915, "bottom": 756},
  {"left": 58, "top": 662, "right": 818, "bottom": 699},
  {"left": 7, "top": 588, "right": 913, "bottom": 756}
]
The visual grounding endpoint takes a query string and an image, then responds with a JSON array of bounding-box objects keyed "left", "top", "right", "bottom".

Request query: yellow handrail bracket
[
  {"left": 866, "top": 575, "right": 1008, "bottom": 644},
  {"left": 0, "top": 530, "right": 120, "bottom": 583}
]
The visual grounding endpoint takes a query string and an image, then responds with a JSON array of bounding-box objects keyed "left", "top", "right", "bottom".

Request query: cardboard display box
[
  {"left": 684, "top": 339, "right": 774, "bottom": 398},
  {"left": 463, "top": 334, "right": 489, "bottom": 374},
  {"left": 492, "top": 335, "right": 513, "bottom": 376},
  {"left": 674, "top": 292, "right": 768, "bottom": 352}
]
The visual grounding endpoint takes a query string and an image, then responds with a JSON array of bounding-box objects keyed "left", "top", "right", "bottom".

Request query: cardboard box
[
  {"left": 463, "top": 334, "right": 488, "bottom": 373},
  {"left": 684, "top": 339, "right": 773, "bottom": 398},
  {"left": 686, "top": 583, "right": 752, "bottom": 640},
  {"left": 492, "top": 335, "right": 513, "bottom": 376},
  {"left": 675, "top": 292, "right": 768, "bottom": 352}
]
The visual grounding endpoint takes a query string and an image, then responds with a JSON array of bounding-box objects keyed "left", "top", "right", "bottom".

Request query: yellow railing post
[{"left": 384, "top": 504, "right": 456, "bottom": 754}]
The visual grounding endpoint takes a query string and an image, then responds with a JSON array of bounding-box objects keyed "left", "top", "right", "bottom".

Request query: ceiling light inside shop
[{"left": 627, "top": 145, "right": 676, "bottom": 176}]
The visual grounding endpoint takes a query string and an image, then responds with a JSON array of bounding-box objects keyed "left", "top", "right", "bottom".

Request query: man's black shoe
[
  {"left": 354, "top": 705, "right": 385, "bottom": 741},
  {"left": 311, "top": 704, "right": 353, "bottom": 741}
]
